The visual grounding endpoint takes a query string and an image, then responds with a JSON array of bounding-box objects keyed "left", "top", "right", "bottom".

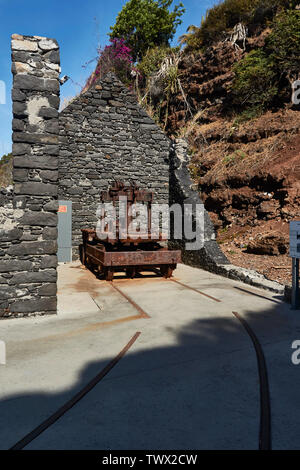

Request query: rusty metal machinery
[{"left": 81, "top": 182, "right": 181, "bottom": 281}]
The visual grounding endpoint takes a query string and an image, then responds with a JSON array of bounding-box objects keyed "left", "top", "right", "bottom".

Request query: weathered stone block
[
  {"left": 10, "top": 296, "right": 57, "bottom": 313},
  {"left": 39, "top": 107, "right": 58, "bottom": 119},
  {"left": 0, "top": 260, "right": 33, "bottom": 272},
  {"left": 38, "top": 283, "right": 57, "bottom": 296},
  {"left": 40, "top": 170, "right": 58, "bottom": 182},
  {"left": 0, "top": 286, "right": 16, "bottom": 299},
  {"left": 13, "top": 101, "right": 27, "bottom": 117},
  {"left": 13, "top": 168, "right": 28, "bottom": 181},
  {"left": 11, "top": 269, "right": 57, "bottom": 284},
  {"left": 43, "top": 200, "right": 58, "bottom": 212},
  {"left": 44, "top": 79, "right": 60, "bottom": 93},
  {"left": 11, "top": 51, "right": 28, "bottom": 63},
  {"left": 13, "top": 132, "right": 59, "bottom": 145},
  {"left": 12, "top": 118, "right": 25, "bottom": 131},
  {"left": 48, "top": 95, "right": 60, "bottom": 109},
  {"left": 40, "top": 255, "right": 57, "bottom": 268},
  {"left": 14, "top": 74, "right": 45, "bottom": 91},
  {"left": 44, "top": 120, "right": 59, "bottom": 134},
  {"left": 12, "top": 39, "right": 38, "bottom": 52},
  {"left": 20, "top": 211, "right": 57, "bottom": 227},
  {"left": 38, "top": 38, "right": 59, "bottom": 51},
  {"left": 14, "top": 156, "right": 58, "bottom": 170},
  {"left": 12, "top": 142, "right": 31, "bottom": 155},
  {"left": 44, "top": 50, "right": 60, "bottom": 64},
  {"left": 7, "top": 240, "right": 57, "bottom": 256},
  {"left": 0, "top": 228, "right": 23, "bottom": 242},
  {"left": 14, "top": 182, "right": 57, "bottom": 196},
  {"left": 12, "top": 89, "right": 26, "bottom": 102}
]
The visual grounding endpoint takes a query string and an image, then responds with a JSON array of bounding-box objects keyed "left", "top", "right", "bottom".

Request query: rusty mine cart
[{"left": 80, "top": 182, "right": 181, "bottom": 281}]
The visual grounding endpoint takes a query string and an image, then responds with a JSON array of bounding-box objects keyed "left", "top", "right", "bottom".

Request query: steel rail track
[
  {"left": 232, "top": 311, "right": 271, "bottom": 450},
  {"left": 9, "top": 277, "right": 272, "bottom": 450},
  {"left": 108, "top": 281, "right": 151, "bottom": 318},
  {"left": 112, "top": 277, "right": 271, "bottom": 449},
  {"left": 164, "top": 278, "right": 272, "bottom": 450},
  {"left": 10, "top": 332, "right": 141, "bottom": 450}
]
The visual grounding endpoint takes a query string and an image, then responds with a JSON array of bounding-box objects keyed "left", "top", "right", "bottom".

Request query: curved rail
[
  {"left": 10, "top": 332, "right": 141, "bottom": 450},
  {"left": 232, "top": 312, "right": 271, "bottom": 450},
  {"left": 10, "top": 276, "right": 272, "bottom": 450}
]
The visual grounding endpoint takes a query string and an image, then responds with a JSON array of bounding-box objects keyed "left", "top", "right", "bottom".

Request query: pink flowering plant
[{"left": 85, "top": 38, "right": 140, "bottom": 90}]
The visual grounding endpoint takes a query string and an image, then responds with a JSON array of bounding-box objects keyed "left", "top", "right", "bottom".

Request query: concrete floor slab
[{"left": 1, "top": 262, "right": 300, "bottom": 449}]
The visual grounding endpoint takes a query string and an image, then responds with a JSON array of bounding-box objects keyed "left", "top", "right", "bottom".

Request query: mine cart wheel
[
  {"left": 85, "top": 256, "right": 92, "bottom": 269},
  {"left": 97, "top": 264, "right": 103, "bottom": 274},
  {"left": 86, "top": 257, "right": 97, "bottom": 274},
  {"left": 160, "top": 265, "right": 174, "bottom": 279},
  {"left": 95, "top": 264, "right": 103, "bottom": 278},
  {"left": 79, "top": 244, "right": 85, "bottom": 265},
  {"left": 105, "top": 268, "right": 114, "bottom": 282},
  {"left": 126, "top": 267, "right": 136, "bottom": 279}
]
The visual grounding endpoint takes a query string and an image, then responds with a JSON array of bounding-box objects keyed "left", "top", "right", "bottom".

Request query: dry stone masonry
[
  {"left": 0, "top": 34, "right": 60, "bottom": 317},
  {"left": 169, "top": 138, "right": 230, "bottom": 270},
  {"left": 59, "top": 73, "right": 170, "bottom": 259},
  {"left": 3, "top": 34, "right": 276, "bottom": 319}
]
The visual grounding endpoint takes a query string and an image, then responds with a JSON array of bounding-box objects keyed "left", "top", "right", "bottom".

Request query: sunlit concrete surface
[{"left": 0, "top": 262, "right": 299, "bottom": 450}]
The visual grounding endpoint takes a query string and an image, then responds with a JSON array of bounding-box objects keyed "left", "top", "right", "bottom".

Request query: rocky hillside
[{"left": 162, "top": 29, "right": 300, "bottom": 285}]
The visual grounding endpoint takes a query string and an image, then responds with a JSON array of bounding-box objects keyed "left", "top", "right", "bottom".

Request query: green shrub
[
  {"left": 231, "top": 50, "right": 278, "bottom": 112},
  {"left": 181, "top": 0, "right": 258, "bottom": 50},
  {"left": 0, "top": 153, "right": 13, "bottom": 188},
  {"left": 138, "top": 46, "right": 174, "bottom": 78},
  {"left": 0, "top": 153, "right": 12, "bottom": 167},
  {"left": 232, "top": 107, "right": 264, "bottom": 124},
  {"left": 181, "top": 0, "right": 299, "bottom": 51},
  {"left": 230, "top": 9, "right": 300, "bottom": 114},
  {"left": 110, "top": 0, "right": 185, "bottom": 62},
  {"left": 266, "top": 10, "right": 300, "bottom": 81}
]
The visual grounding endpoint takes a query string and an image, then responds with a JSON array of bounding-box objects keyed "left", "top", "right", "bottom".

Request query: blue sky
[{"left": 0, "top": 0, "right": 213, "bottom": 155}]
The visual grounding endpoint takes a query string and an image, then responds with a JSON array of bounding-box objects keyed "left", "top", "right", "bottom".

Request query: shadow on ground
[{"left": 1, "top": 299, "right": 300, "bottom": 450}]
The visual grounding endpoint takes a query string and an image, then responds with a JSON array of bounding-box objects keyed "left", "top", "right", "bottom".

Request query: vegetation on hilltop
[
  {"left": 180, "top": 0, "right": 299, "bottom": 52},
  {"left": 110, "top": 0, "right": 185, "bottom": 62},
  {"left": 231, "top": 9, "right": 300, "bottom": 116},
  {"left": 0, "top": 153, "right": 13, "bottom": 188},
  {"left": 84, "top": 0, "right": 299, "bottom": 129}
]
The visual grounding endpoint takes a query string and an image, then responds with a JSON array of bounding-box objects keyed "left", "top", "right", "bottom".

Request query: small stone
[
  {"left": 40, "top": 255, "right": 58, "bottom": 269},
  {"left": 39, "top": 39, "right": 59, "bottom": 51},
  {"left": 11, "top": 34, "right": 23, "bottom": 40},
  {"left": 0, "top": 228, "right": 23, "bottom": 242},
  {"left": 12, "top": 39, "right": 38, "bottom": 52},
  {"left": 12, "top": 143, "right": 31, "bottom": 155},
  {"left": 13, "top": 62, "right": 32, "bottom": 74}
]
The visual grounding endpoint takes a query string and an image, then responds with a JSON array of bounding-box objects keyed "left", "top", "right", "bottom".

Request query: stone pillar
[{"left": 5, "top": 34, "right": 60, "bottom": 316}]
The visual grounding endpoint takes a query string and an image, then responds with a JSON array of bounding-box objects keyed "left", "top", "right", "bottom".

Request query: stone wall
[
  {"left": 169, "top": 138, "right": 230, "bottom": 270},
  {"left": 59, "top": 73, "right": 170, "bottom": 259},
  {"left": 0, "top": 34, "right": 60, "bottom": 317}
]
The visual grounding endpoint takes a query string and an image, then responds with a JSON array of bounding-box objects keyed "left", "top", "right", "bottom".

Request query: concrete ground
[{"left": 1, "top": 262, "right": 300, "bottom": 450}]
